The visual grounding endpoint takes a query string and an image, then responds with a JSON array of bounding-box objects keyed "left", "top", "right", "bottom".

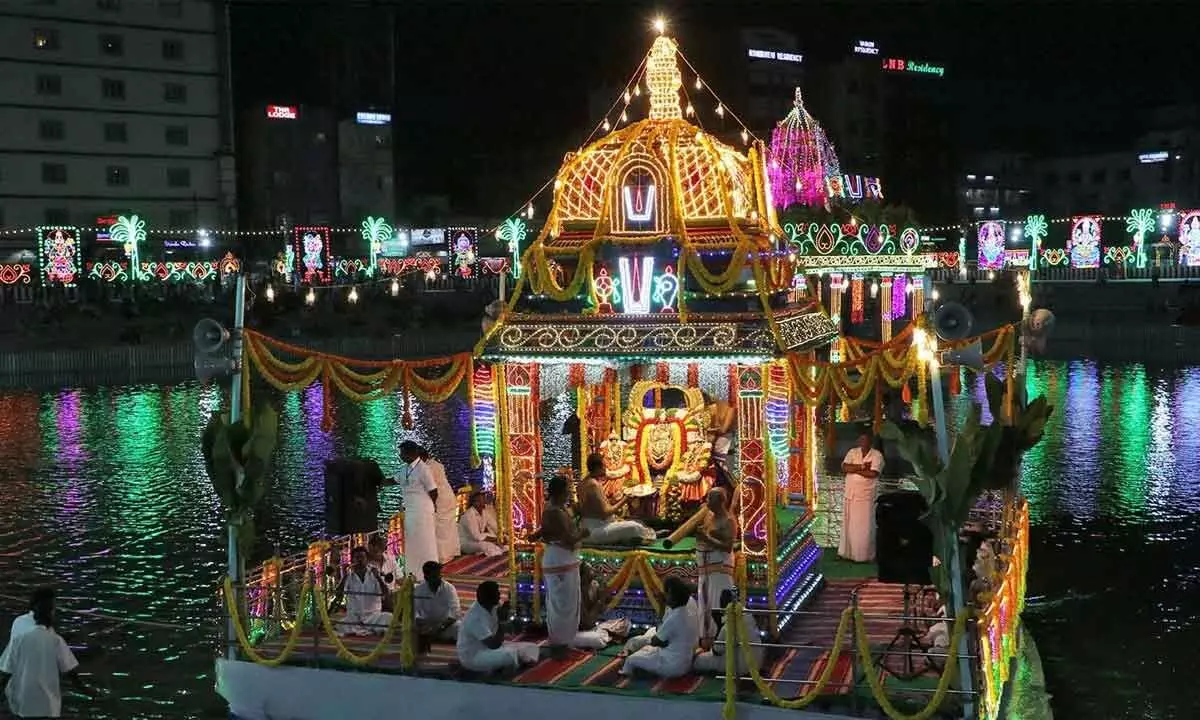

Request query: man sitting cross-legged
[
  {"left": 413, "top": 560, "right": 461, "bottom": 652},
  {"left": 619, "top": 576, "right": 699, "bottom": 679},
  {"left": 456, "top": 581, "right": 539, "bottom": 674},
  {"left": 329, "top": 546, "right": 393, "bottom": 636}
]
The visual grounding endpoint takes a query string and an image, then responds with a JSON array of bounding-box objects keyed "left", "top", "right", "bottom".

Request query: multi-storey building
[
  {"left": 338, "top": 111, "right": 394, "bottom": 224},
  {"left": 0, "top": 0, "right": 235, "bottom": 230}
]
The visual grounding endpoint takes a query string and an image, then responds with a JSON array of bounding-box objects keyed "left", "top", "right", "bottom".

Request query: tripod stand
[{"left": 875, "top": 584, "right": 939, "bottom": 681}]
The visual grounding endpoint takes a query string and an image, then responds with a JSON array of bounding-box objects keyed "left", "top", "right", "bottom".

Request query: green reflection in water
[
  {"left": 111, "top": 388, "right": 167, "bottom": 535},
  {"left": 1020, "top": 360, "right": 1066, "bottom": 524},
  {"left": 1114, "top": 366, "right": 1150, "bottom": 515},
  {"left": 38, "top": 392, "right": 59, "bottom": 461}
]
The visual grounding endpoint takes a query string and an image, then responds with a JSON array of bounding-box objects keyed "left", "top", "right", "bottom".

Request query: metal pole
[
  {"left": 925, "top": 277, "right": 975, "bottom": 720},
  {"left": 226, "top": 272, "right": 247, "bottom": 660}
]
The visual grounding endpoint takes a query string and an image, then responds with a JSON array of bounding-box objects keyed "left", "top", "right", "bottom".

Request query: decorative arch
[{"left": 610, "top": 149, "right": 669, "bottom": 235}]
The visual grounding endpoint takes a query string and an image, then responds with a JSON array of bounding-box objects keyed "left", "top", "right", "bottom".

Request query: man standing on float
[
  {"left": 838, "top": 431, "right": 884, "bottom": 562},
  {"left": 399, "top": 441, "right": 440, "bottom": 583}
]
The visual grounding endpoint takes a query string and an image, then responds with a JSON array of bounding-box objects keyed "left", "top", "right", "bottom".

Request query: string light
[
  {"left": 694, "top": 77, "right": 703, "bottom": 90},
  {"left": 305, "top": 288, "right": 315, "bottom": 305},
  {"left": 265, "top": 284, "right": 275, "bottom": 302},
  {"left": 602, "top": 119, "right": 611, "bottom": 132},
  {"left": 347, "top": 286, "right": 359, "bottom": 303},
  {"left": 652, "top": 15, "right": 666, "bottom": 34},
  {"left": 526, "top": 204, "right": 535, "bottom": 220},
  {"left": 390, "top": 279, "right": 400, "bottom": 296},
  {"left": 715, "top": 103, "right": 725, "bottom": 118}
]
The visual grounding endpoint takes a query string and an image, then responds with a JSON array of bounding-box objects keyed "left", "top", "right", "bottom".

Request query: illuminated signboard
[
  {"left": 356, "top": 111, "right": 391, "bottom": 125},
  {"left": 409, "top": 228, "right": 446, "bottom": 247},
  {"left": 747, "top": 48, "right": 803, "bottom": 63},
  {"left": 163, "top": 239, "right": 198, "bottom": 249},
  {"left": 266, "top": 104, "right": 298, "bottom": 119},
  {"left": 381, "top": 229, "right": 409, "bottom": 257},
  {"left": 881, "top": 58, "right": 945, "bottom": 77},
  {"left": 825, "top": 174, "right": 883, "bottom": 202},
  {"left": 853, "top": 40, "right": 880, "bottom": 55},
  {"left": 1139, "top": 151, "right": 1169, "bottom": 164},
  {"left": 95, "top": 215, "right": 116, "bottom": 242}
]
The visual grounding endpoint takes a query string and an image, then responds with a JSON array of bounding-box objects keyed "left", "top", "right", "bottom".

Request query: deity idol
[{"left": 302, "top": 232, "right": 324, "bottom": 272}]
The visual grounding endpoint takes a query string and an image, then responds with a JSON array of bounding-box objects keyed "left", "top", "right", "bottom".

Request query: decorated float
[{"left": 216, "top": 28, "right": 1039, "bottom": 720}]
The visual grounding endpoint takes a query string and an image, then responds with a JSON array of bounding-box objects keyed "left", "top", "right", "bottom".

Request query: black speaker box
[
  {"left": 875, "top": 491, "right": 933, "bottom": 586},
  {"left": 324, "top": 458, "right": 385, "bottom": 536}
]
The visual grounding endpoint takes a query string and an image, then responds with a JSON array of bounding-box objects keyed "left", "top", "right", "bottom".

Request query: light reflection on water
[{"left": 0, "top": 362, "right": 1197, "bottom": 718}]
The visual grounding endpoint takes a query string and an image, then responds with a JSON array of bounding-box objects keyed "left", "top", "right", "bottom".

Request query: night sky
[{"left": 231, "top": 0, "right": 1199, "bottom": 211}]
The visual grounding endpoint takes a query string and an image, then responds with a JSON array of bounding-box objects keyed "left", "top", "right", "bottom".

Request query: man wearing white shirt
[
  {"left": 839, "top": 432, "right": 884, "bottom": 562},
  {"left": 399, "top": 441, "right": 440, "bottom": 583},
  {"left": 366, "top": 535, "right": 400, "bottom": 590},
  {"left": 414, "top": 561, "right": 461, "bottom": 651},
  {"left": 620, "top": 577, "right": 700, "bottom": 679},
  {"left": 456, "top": 581, "right": 539, "bottom": 674},
  {"left": 329, "top": 547, "right": 393, "bottom": 636},
  {"left": 459, "top": 492, "right": 504, "bottom": 557},
  {"left": 1, "top": 588, "right": 95, "bottom": 718}
]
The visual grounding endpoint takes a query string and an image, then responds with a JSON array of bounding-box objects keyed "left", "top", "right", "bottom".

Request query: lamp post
[
  {"left": 921, "top": 276, "right": 976, "bottom": 720},
  {"left": 226, "top": 272, "right": 247, "bottom": 660}
]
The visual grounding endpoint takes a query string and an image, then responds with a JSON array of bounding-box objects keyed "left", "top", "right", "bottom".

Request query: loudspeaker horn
[
  {"left": 939, "top": 340, "right": 985, "bottom": 370},
  {"left": 932, "top": 302, "right": 974, "bottom": 341},
  {"left": 193, "top": 318, "right": 229, "bottom": 354}
]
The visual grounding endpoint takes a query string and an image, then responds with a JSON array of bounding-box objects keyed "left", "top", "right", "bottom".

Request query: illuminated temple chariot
[
  {"left": 222, "top": 29, "right": 1036, "bottom": 720},
  {"left": 474, "top": 33, "right": 839, "bottom": 626}
]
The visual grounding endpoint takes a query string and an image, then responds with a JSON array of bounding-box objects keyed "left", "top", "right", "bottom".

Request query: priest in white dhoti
[
  {"left": 839, "top": 432, "right": 884, "bottom": 563},
  {"left": 620, "top": 577, "right": 699, "bottom": 678},
  {"left": 537, "top": 475, "right": 589, "bottom": 655},
  {"left": 331, "top": 547, "right": 393, "bottom": 636},
  {"left": 459, "top": 491, "right": 504, "bottom": 557},
  {"left": 421, "top": 450, "right": 461, "bottom": 562},
  {"left": 399, "top": 441, "right": 440, "bottom": 583},
  {"left": 693, "top": 588, "right": 762, "bottom": 674},
  {"left": 578, "top": 454, "right": 655, "bottom": 546},
  {"left": 456, "top": 580, "right": 539, "bottom": 673},
  {"left": 694, "top": 488, "right": 735, "bottom": 641},
  {"left": 414, "top": 561, "right": 461, "bottom": 650}
]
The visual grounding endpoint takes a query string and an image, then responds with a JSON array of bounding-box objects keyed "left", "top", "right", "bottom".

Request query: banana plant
[
  {"left": 202, "top": 405, "right": 279, "bottom": 556},
  {"left": 982, "top": 372, "right": 1053, "bottom": 490}
]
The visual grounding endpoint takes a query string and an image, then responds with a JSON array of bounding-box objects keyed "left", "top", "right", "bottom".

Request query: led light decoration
[
  {"left": 218, "top": 252, "right": 240, "bottom": 275},
  {"left": 85, "top": 261, "right": 127, "bottom": 283},
  {"left": 334, "top": 258, "right": 368, "bottom": 277},
  {"left": 37, "top": 226, "right": 79, "bottom": 286},
  {"left": 977, "top": 221, "right": 1006, "bottom": 270},
  {"left": 891, "top": 273, "right": 908, "bottom": 319},
  {"left": 1179, "top": 211, "right": 1200, "bottom": 267},
  {"left": 0, "top": 263, "right": 33, "bottom": 285},
  {"left": 879, "top": 274, "right": 894, "bottom": 342},
  {"left": 645, "top": 35, "right": 682, "bottom": 120},
  {"left": 111, "top": 215, "right": 146, "bottom": 281},
  {"left": 910, "top": 275, "right": 925, "bottom": 320},
  {"left": 360, "top": 216, "right": 393, "bottom": 276},
  {"left": 141, "top": 261, "right": 217, "bottom": 283},
  {"left": 591, "top": 264, "right": 619, "bottom": 314},
  {"left": 293, "top": 226, "right": 332, "bottom": 284},
  {"left": 1068, "top": 216, "right": 1102, "bottom": 269},
  {"left": 618, "top": 256, "right": 655, "bottom": 314},
  {"left": 1023, "top": 214, "right": 1047, "bottom": 272},
  {"left": 448, "top": 228, "right": 478, "bottom": 278},
  {"left": 849, "top": 274, "right": 864, "bottom": 324},
  {"left": 767, "top": 87, "right": 841, "bottom": 209},
  {"left": 496, "top": 217, "right": 528, "bottom": 278},
  {"left": 1040, "top": 248, "right": 1069, "bottom": 267},
  {"left": 1125, "top": 208, "right": 1154, "bottom": 269},
  {"left": 651, "top": 264, "right": 679, "bottom": 312},
  {"left": 898, "top": 227, "right": 920, "bottom": 254}
]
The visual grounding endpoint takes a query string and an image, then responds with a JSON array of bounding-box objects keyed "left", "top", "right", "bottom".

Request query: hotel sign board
[
  {"left": 881, "top": 58, "right": 945, "bottom": 77},
  {"left": 747, "top": 48, "right": 803, "bottom": 63},
  {"left": 266, "top": 104, "right": 298, "bottom": 119}
]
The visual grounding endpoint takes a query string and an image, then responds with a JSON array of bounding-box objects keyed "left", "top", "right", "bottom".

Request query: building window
[
  {"left": 36, "top": 74, "right": 62, "bottom": 95},
  {"left": 1091, "top": 169, "right": 1107, "bottom": 184},
  {"left": 106, "top": 166, "right": 130, "bottom": 186},
  {"left": 168, "top": 209, "right": 194, "bottom": 227},
  {"left": 103, "top": 122, "right": 127, "bottom": 143},
  {"left": 38, "top": 119, "right": 65, "bottom": 141},
  {"left": 164, "top": 83, "right": 187, "bottom": 103},
  {"left": 164, "top": 125, "right": 189, "bottom": 146},
  {"left": 167, "top": 167, "right": 191, "bottom": 188},
  {"left": 97, "top": 0, "right": 120, "bottom": 11},
  {"left": 33, "top": 29, "right": 60, "bottom": 50},
  {"left": 157, "top": 0, "right": 182, "bottom": 17},
  {"left": 100, "top": 34, "right": 124, "bottom": 56},
  {"left": 101, "top": 78, "right": 126, "bottom": 100},
  {"left": 162, "top": 39, "right": 184, "bottom": 60},
  {"left": 44, "top": 208, "right": 70, "bottom": 224},
  {"left": 41, "top": 163, "right": 68, "bottom": 185}
]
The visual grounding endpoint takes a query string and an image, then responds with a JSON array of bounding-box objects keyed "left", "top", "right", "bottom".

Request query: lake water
[{"left": 0, "top": 361, "right": 1197, "bottom": 719}]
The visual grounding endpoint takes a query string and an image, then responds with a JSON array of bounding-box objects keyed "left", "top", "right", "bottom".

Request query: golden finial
[{"left": 646, "top": 35, "right": 682, "bottom": 120}]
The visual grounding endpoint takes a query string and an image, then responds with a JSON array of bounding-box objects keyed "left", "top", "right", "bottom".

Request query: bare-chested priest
[
  {"left": 578, "top": 453, "right": 656, "bottom": 546},
  {"left": 694, "top": 487, "right": 735, "bottom": 641}
]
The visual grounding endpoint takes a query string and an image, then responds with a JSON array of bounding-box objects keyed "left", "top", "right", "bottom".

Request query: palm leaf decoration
[
  {"left": 495, "top": 217, "right": 528, "bottom": 277},
  {"left": 111, "top": 214, "right": 146, "bottom": 280},
  {"left": 1126, "top": 208, "right": 1155, "bottom": 268},
  {"left": 1023, "top": 214, "right": 1047, "bottom": 271},
  {"left": 361, "top": 216, "right": 394, "bottom": 276}
]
